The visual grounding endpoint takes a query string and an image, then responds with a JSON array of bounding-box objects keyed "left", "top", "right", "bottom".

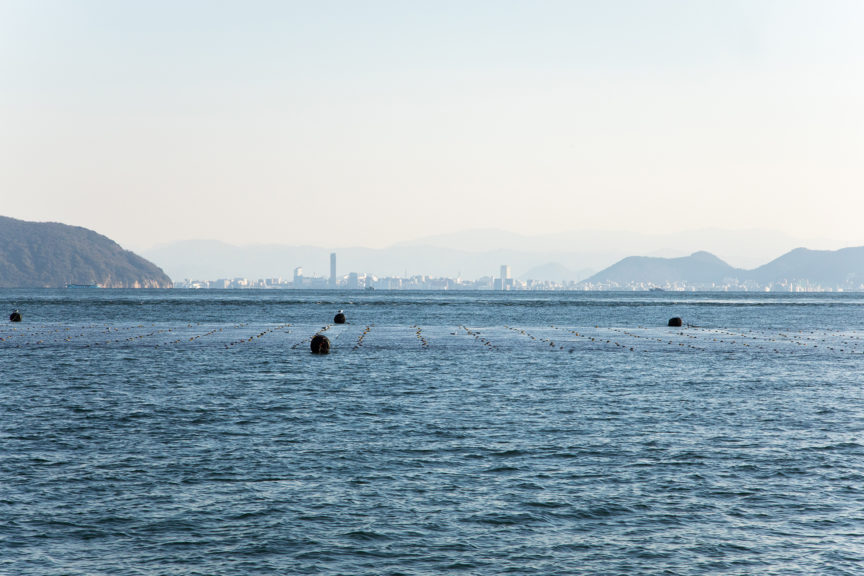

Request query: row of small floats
[
  {"left": 6, "top": 309, "right": 864, "bottom": 357},
  {"left": 250, "top": 312, "right": 864, "bottom": 357},
  {"left": 9, "top": 310, "right": 669, "bottom": 328}
]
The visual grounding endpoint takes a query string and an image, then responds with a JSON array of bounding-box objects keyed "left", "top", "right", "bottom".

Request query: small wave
[
  {"left": 462, "top": 511, "right": 547, "bottom": 526},
  {"left": 804, "top": 442, "right": 864, "bottom": 451},
  {"left": 560, "top": 503, "right": 634, "bottom": 520},
  {"left": 523, "top": 500, "right": 569, "bottom": 509},
  {"left": 482, "top": 465, "right": 521, "bottom": 474},
  {"left": 341, "top": 530, "right": 393, "bottom": 542},
  {"left": 490, "top": 449, "right": 530, "bottom": 458}
]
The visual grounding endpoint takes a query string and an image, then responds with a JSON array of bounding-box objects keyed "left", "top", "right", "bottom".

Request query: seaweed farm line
[
  {"left": 3, "top": 320, "right": 864, "bottom": 357},
  {"left": 2, "top": 290, "right": 864, "bottom": 575}
]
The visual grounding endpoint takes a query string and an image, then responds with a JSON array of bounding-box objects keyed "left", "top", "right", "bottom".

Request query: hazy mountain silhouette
[
  {"left": 0, "top": 216, "right": 172, "bottom": 288},
  {"left": 146, "top": 228, "right": 821, "bottom": 282},
  {"left": 519, "top": 262, "right": 591, "bottom": 283},
  {"left": 581, "top": 246, "right": 864, "bottom": 289},
  {"left": 582, "top": 251, "right": 741, "bottom": 286},
  {"left": 747, "top": 247, "right": 864, "bottom": 287},
  {"left": 144, "top": 240, "right": 598, "bottom": 282},
  {"left": 393, "top": 229, "right": 533, "bottom": 253},
  {"left": 142, "top": 230, "right": 864, "bottom": 289},
  {"left": 396, "top": 227, "right": 825, "bottom": 269}
]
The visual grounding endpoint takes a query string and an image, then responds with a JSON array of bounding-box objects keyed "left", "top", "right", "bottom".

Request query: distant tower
[
  {"left": 293, "top": 266, "right": 303, "bottom": 288},
  {"left": 500, "top": 264, "right": 511, "bottom": 290},
  {"left": 329, "top": 253, "right": 337, "bottom": 288}
]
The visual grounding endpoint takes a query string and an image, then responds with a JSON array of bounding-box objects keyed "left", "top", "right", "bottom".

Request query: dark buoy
[
  {"left": 310, "top": 334, "right": 330, "bottom": 354},
  {"left": 334, "top": 310, "right": 346, "bottom": 324},
  {"left": 9, "top": 310, "right": 21, "bottom": 322},
  {"left": 668, "top": 317, "right": 683, "bottom": 327}
]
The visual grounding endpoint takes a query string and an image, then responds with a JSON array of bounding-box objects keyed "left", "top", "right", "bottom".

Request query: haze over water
[
  {"left": 2, "top": 289, "right": 863, "bottom": 574},
  {"left": 5, "top": 2, "right": 864, "bottom": 251}
]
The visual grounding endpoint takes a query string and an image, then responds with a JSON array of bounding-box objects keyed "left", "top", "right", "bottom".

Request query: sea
[{"left": 2, "top": 289, "right": 863, "bottom": 575}]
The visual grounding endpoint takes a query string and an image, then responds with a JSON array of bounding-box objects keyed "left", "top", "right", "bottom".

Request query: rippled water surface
[{"left": 2, "top": 290, "right": 864, "bottom": 575}]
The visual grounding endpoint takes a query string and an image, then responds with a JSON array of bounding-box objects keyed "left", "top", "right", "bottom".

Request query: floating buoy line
[
  {"left": 3, "top": 319, "right": 864, "bottom": 357},
  {"left": 506, "top": 325, "right": 568, "bottom": 351},
  {"left": 459, "top": 326, "right": 499, "bottom": 351},
  {"left": 411, "top": 325, "right": 429, "bottom": 349},
  {"left": 224, "top": 324, "right": 291, "bottom": 349},
  {"left": 353, "top": 324, "right": 374, "bottom": 350}
]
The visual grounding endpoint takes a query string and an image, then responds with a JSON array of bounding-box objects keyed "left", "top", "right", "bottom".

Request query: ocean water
[{"left": 2, "top": 289, "right": 864, "bottom": 575}]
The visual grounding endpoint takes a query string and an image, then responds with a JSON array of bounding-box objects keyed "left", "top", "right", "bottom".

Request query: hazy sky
[{"left": 2, "top": 0, "right": 863, "bottom": 251}]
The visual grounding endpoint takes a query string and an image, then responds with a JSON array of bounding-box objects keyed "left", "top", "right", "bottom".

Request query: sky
[{"left": 2, "top": 0, "right": 863, "bottom": 252}]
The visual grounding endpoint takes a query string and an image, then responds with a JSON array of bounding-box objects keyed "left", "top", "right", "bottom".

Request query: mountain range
[
  {"left": 0, "top": 216, "right": 172, "bottom": 288},
  {"left": 143, "top": 228, "right": 831, "bottom": 283},
  {"left": 142, "top": 227, "right": 852, "bottom": 285},
  {"left": 581, "top": 247, "right": 864, "bottom": 290},
  {"left": 582, "top": 251, "right": 738, "bottom": 286},
  {"left": 142, "top": 239, "right": 596, "bottom": 282},
  {"left": 4, "top": 216, "right": 864, "bottom": 290}
]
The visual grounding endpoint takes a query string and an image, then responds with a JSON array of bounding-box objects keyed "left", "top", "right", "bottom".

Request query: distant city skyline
[
  {"left": 141, "top": 226, "right": 851, "bottom": 283},
  {"left": 175, "top": 245, "right": 864, "bottom": 293},
  {"left": 162, "top": 238, "right": 864, "bottom": 294},
  {"left": 3, "top": 1, "right": 864, "bottom": 251}
]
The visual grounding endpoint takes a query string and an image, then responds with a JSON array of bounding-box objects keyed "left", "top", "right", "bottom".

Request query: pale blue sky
[{"left": 2, "top": 0, "right": 863, "bottom": 251}]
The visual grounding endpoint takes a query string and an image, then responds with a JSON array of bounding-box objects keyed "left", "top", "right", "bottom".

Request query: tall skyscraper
[
  {"left": 293, "top": 266, "right": 303, "bottom": 288},
  {"left": 329, "top": 253, "right": 336, "bottom": 288},
  {"left": 500, "top": 264, "right": 511, "bottom": 290}
]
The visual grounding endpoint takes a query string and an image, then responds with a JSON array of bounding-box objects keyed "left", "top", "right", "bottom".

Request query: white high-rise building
[
  {"left": 329, "top": 253, "right": 336, "bottom": 288},
  {"left": 500, "top": 265, "right": 511, "bottom": 290},
  {"left": 293, "top": 266, "right": 303, "bottom": 288}
]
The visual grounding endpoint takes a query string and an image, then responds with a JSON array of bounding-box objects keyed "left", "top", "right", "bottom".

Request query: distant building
[
  {"left": 293, "top": 266, "right": 303, "bottom": 288},
  {"left": 499, "top": 264, "right": 512, "bottom": 290},
  {"left": 305, "top": 276, "right": 329, "bottom": 289},
  {"left": 347, "top": 272, "right": 359, "bottom": 289},
  {"left": 329, "top": 253, "right": 336, "bottom": 288}
]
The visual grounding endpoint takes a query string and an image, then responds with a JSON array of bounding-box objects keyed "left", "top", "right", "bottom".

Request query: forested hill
[{"left": 0, "top": 216, "right": 172, "bottom": 288}]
